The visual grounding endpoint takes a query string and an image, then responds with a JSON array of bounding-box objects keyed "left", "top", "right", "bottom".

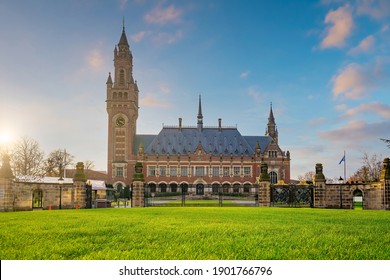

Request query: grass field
[{"left": 0, "top": 207, "right": 389, "bottom": 260}]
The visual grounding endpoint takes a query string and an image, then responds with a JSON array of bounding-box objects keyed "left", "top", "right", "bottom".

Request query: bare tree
[
  {"left": 83, "top": 160, "right": 95, "bottom": 177},
  {"left": 297, "top": 171, "right": 315, "bottom": 183},
  {"left": 349, "top": 152, "right": 383, "bottom": 182},
  {"left": 381, "top": 138, "right": 390, "bottom": 148},
  {"left": 10, "top": 136, "right": 45, "bottom": 181},
  {"left": 84, "top": 160, "right": 95, "bottom": 171},
  {"left": 45, "top": 149, "right": 74, "bottom": 177}
]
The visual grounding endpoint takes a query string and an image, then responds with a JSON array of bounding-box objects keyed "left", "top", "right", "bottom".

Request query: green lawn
[{"left": 0, "top": 207, "right": 389, "bottom": 260}]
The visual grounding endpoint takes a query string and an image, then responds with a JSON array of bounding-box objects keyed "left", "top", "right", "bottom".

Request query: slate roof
[
  {"left": 134, "top": 127, "right": 272, "bottom": 156},
  {"left": 118, "top": 28, "right": 129, "bottom": 46}
]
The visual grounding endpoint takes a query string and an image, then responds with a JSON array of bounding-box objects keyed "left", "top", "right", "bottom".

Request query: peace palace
[{"left": 106, "top": 26, "right": 291, "bottom": 194}]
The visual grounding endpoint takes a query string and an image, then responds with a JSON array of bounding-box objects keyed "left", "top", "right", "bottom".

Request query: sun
[{"left": 0, "top": 131, "right": 14, "bottom": 145}]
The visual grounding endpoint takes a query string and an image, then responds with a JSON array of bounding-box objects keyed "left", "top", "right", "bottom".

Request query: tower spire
[
  {"left": 268, "top": 102, "right": 275, "bottom": 124},
  {"left": 197, "top": 95, "right": 203, "bottom": 130},
  {"left": 118, "top": 18, "right": 129, "bottom": 47},
  {"left": 266, "top": 102, "right": 278, "bottom": 142}
]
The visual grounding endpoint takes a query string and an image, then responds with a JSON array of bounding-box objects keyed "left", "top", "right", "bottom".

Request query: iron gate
[
  {"left": 271, "top": 185, "right": 313, "bottom": 208},
  {"left": 144, "top": 183, "right": 259, "bottom": 207}
]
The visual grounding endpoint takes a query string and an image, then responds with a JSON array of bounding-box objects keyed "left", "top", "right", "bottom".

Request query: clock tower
[{"left": 106, "top": 24, "right": 139, "bottom": 186}]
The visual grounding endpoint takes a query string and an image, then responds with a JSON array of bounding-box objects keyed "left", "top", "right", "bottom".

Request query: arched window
[
  {"left": 159, "top": 183, "right": 167, "bottom": 193},
  {"left": 180, "top": 183, "right": 188, "bottom": 194},
  {"left": 212, "top": 183, "right": 220, "bottom": 194},
  {"left": 119, "top": 69, "right": 125, "bottom": 86},
  {"left": 170, "top": 183, "right": 178, "bottom": 193},
  {"left": 149, "top": 183, "right": 156, "bottom": 193},
  {"left": 269, "top": 171, "right": 278, "bottom": 184}
]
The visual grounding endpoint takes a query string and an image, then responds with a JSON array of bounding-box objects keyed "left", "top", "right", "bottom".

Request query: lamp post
[
  {"left": 58, "top": 176, "right": 64, "bottom": 209},
  {"left": 339, "top": 176, "right": 343, "bottom": 209}
]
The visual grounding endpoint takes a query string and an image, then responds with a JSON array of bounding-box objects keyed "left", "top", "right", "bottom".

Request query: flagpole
[{"left": 343, "top": 150, "right": 346, "bottom": 183}]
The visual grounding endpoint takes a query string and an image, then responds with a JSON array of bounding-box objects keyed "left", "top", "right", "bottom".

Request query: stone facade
[
  {"left": 0, "top": 160, "right": 88, "bottom": 212},
  {"left": 106, "top": 26, "right": 291, "bottom": 194},
  {"left": 312, "top": 158, "right": 390, "bottom": 210}
]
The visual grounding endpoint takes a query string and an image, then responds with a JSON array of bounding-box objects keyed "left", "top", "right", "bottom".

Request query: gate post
[
  {"left": 73, "top": 162, "right": 87, "bottom": 209},
  {"left": 258, "top": 163, "right": 270, "bottom": 207},
  {"left": 313, "top": 163, "right": 326, "bottom": 208},
  {"left": 132, "top": 162, "right": 145, "bottom": 207},
  {"left": 380, "top": 158, "right": 390, "bottom": 210},
  {"left": 0, "top": 154, "right": 15, "bottom": 212}
]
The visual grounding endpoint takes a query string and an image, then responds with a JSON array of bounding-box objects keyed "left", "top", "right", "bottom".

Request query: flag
[{"left": 339, "top": 155, "right": 345, "bottom": 165}]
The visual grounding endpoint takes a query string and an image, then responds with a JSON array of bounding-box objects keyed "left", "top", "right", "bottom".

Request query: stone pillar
[
  {"left": 73, "top": 162, "right": 87, "bottom": 209},
  {"left": 0, "top": 154, "right": 15, "bottom": 212},
  {"left": 258, "top": 163, "right": 270, "bottom": 207},
  {"left": 132, "top": 162, "right": 145, "bottom": 207},
  {"left": 380, "top": 158, "right": 390, "bottom": 210},
  {"left": 313, "top": 163, "right": 326, "bottom": 208}
]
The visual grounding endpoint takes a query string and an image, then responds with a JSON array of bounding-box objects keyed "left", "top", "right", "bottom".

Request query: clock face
[{"left": 116, "top": 117, "right": 125, "bottom": 127}]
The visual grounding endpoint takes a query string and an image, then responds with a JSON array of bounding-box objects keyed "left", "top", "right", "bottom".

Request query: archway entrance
[
  {"left": 196, "top": 184, "right": 204, "bottom": 195},
  {"left": 32, "top": 190, "right": 43, "bottom": 208},
  {"left": 353, "top": 189, "right": 363, "bottom": 210}
]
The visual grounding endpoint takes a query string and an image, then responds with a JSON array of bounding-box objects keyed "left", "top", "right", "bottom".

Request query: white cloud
[
  {"left": 144, "top": 5, "right": 183, "bottom": 25},
  {"left": 320, "top": 120, "right": 390, "bottom": 142},
  {"left": 86, "top": 49, "right": 104, "bottom": 70},
  {"left": 140, "top": 97, "right": 171, "bottom": 108},
  {"left": 332, "top": 63, "right": 375, "bottom": 99},
  {"left": 240, "top": 71, "right": 250, "bottom": 78},
  {"left": 344, "top": 102, "right": 390, "bottom": 118},
  {"left": 336, "top": 103, "right": 347, "bottom": 111},
  {"left": 119, "top": 0, "right": 128, "bottom": 11},
  {"left": 320, "top": 4, "right": 354, "bottom": 49},
  {"left": 131, "top": 31, "right": 152, "bottom": 43},
  {"left": 159, "top": 83, "right": 171, "bottom": 94},
  {"left": 356, "top": 0, "right": 390, "bottom": 20},
  {"left": 308, "top": 117, "right": 327, "bottom": 126},
  {"left": 348, "top": 35, "right": 375, "bottom": 55},
  {"left": 152, "top": 30, "right": 183, "bottom": 44}
]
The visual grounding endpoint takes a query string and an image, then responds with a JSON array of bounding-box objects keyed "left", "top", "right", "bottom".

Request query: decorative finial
[{"left": 122, "top": 16, "right": 125, "bottom": 31}]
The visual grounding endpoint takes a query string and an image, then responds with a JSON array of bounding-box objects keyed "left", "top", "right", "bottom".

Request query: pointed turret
[
  {"left": 106, "top": 72, "right": 113, "bottom": 85},
  {"left": 266, "top": 102, "right": 278, "bottom": 142},
  {"left": 268, "top": 102, "right": 275, "bottom": 124},
  {"left": 197, "top": 95, "right": 203, "bottom": 130},
  {"left": 118, "top": 18, "right": 129, "bottom": 47}
]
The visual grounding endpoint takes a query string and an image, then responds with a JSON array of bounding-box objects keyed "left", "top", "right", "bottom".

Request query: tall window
[
  {"left": 223, "top": 167, "right": 230, "bottom": 177},
  {"left": 116, "top": 167, "right": 124, "bottom": 177},
  {"left": 180, "top": 166, "right": 188, "bottom": 177},
  {"left": 195, "top": 166, "right": 205, "bottom": 176},
  {"left": 212, "top": 166, "right": 219, "bottom": 177},
  {"left": 268, "top": 151, "right": 277, "bottom": 158},
  {"left": 159, "top": 166, "right": 167, "bottom": 176},
  {"left": 148, "top": 166, "right": 156, "bottom": 177},
  {"left": 119, "top": 69, "right": 125, "bottom": 86},
  {"left": 170, "top": 166, "right": 177, "bottom": 177},
  {"left": 233, "top": 166, "right": 240, "bottom": 177},
  {"left": 269, "top": 171, "right": 278, "bottom": 184},
  {"left": 243, "top": 167, "right": 251, "bottom": 177}
]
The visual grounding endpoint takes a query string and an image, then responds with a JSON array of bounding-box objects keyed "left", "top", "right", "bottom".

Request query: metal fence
[
  {"left": 270, "top": 185, "right": 313, "bottom": 208},
  {"left": 144, "top": 183, "right": 259, "bottom": 207}
]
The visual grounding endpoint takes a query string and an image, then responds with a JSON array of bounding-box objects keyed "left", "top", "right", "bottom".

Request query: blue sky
[{"left": 0, "top": 0, "right": 389, "bottom": 180}]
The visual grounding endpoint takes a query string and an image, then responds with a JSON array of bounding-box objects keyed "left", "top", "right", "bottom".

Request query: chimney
[
  {"left": 218, "top": 118, "right": 222, "bottom": 131},
  {"left": 179, "top": 118, "right": 182, "bottom": 131}
]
